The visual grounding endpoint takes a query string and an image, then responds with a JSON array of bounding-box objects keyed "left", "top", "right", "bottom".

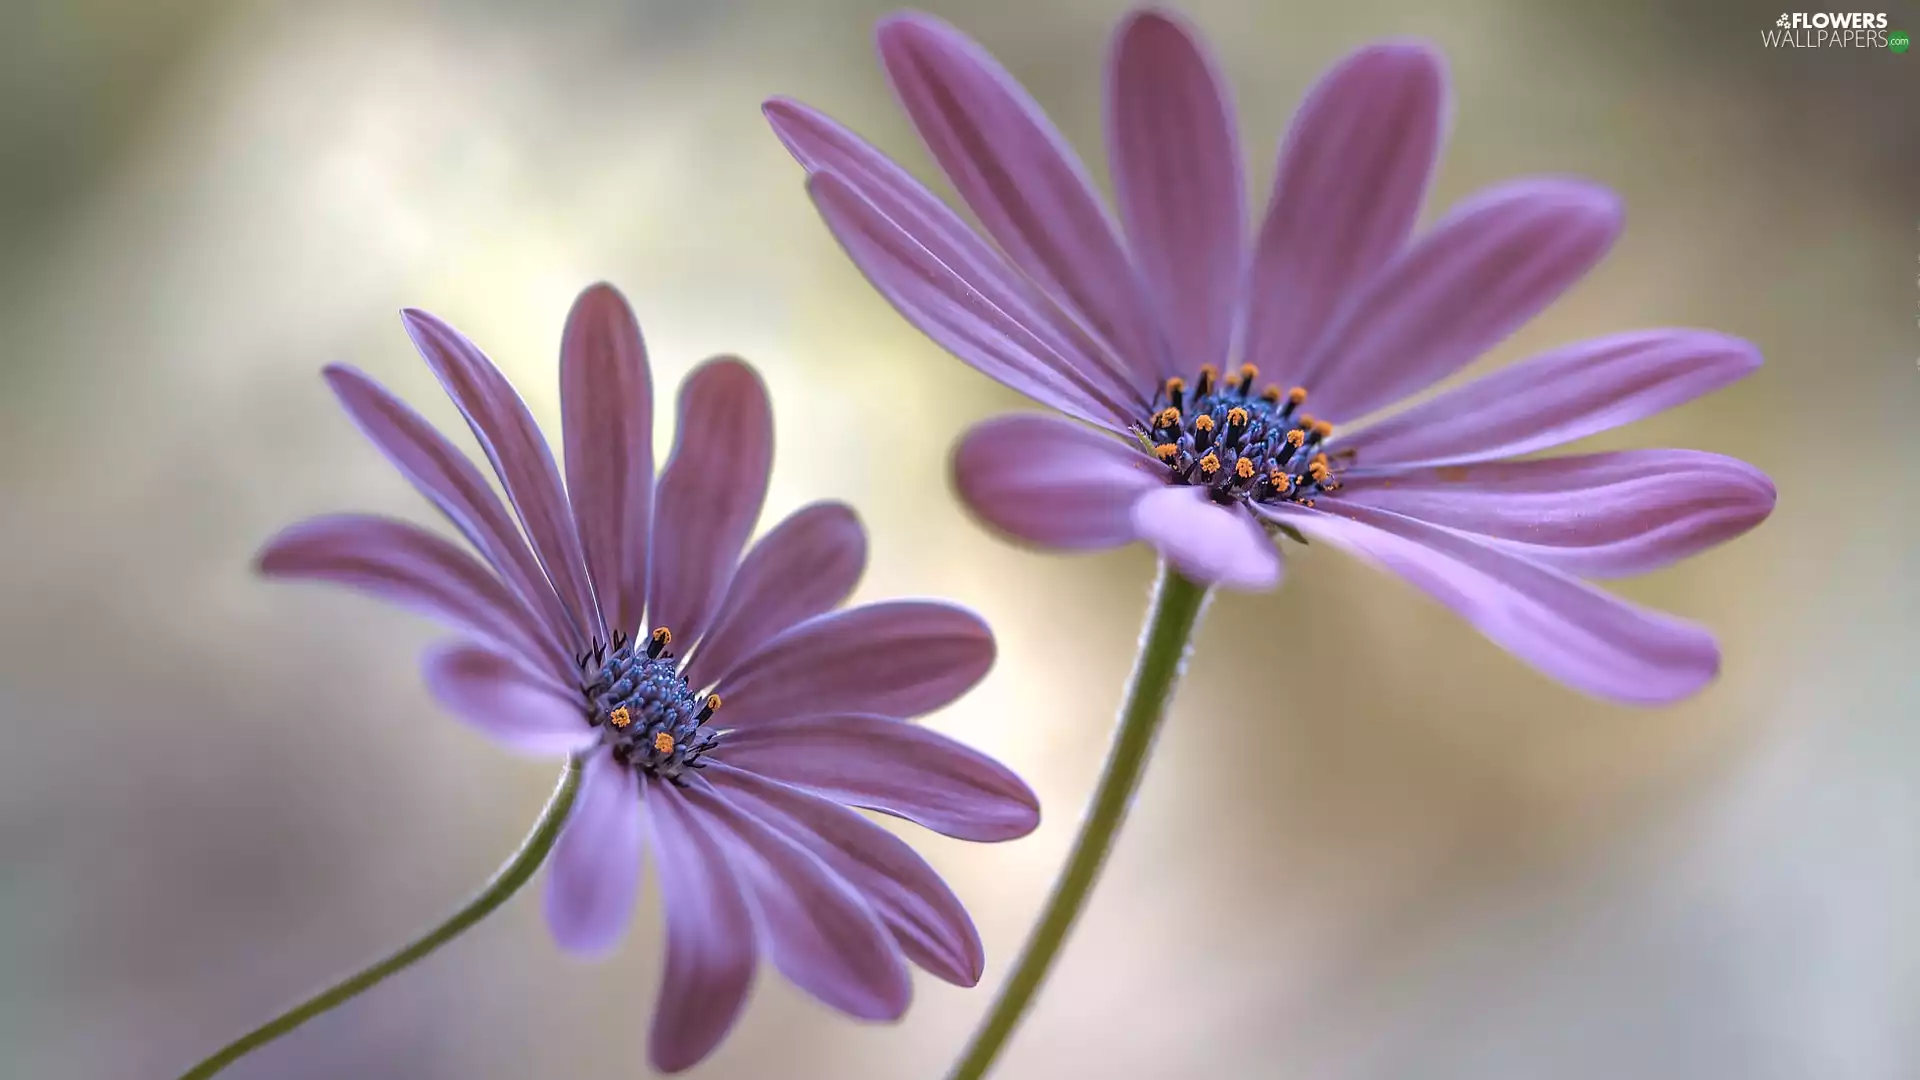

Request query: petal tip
[
  {"left": 647, "top": 1035, "right": 710, "bottom": 1076},
  {"left": 1624, "top": 639, "right": 1721, "bottom": 707},
  {"left": 574, "top": 280, "right": 627, "bottom": 306},
  {"left": 875, "top": 10, "right": 952, "bottom": 47},
  {"left": 1354, "top": 37, "right": 1448, "bottom": 71},
  {"left": 762, "top": 96, "right": 802, "bottom": 142},
  {"left": 319, "top": 363, "right": 377, "bottom": 400},
  {"left": 762, "top": 95, "right": 804, "bottom": 124},
  {"left": 1723, "top": 334, "right": 1765, "bottom": 373},
  {"left": 1117, "top": 6, "right": 1199, "bottom": 40},
  {"left": 398, "top": 307, "right": 462, "bottom": 356}
]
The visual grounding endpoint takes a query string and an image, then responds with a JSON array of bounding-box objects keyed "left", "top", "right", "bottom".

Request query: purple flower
[
  {"left": 258, "top": 284, "right": 1040, "bottom": 1072},
  {"left": 766, "top": 9, "right": 1775, "bottom": 705}
]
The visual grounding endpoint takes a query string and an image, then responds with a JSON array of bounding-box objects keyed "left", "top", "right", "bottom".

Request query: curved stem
[
  {"left": 946, "top": 565, "right": 1211, "bottom": 1080},
  {"left": 176, "top": 760, "right": 582, "bottom": 1080}
]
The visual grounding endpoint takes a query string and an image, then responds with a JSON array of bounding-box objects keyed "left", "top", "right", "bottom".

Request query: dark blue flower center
[
  {"left": 1133, "top": 364, "right": 1345, "bottom": 508},
  {"left": 577, "top": 628, "right": 720, "bottom": 782}
]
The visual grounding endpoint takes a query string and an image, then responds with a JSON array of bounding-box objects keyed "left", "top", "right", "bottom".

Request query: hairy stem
[
  {"left": 176, "top": 761, "right": 581, "bottom": 1079},
  {"left": 945, "top": 565, "right": 1211, "bottom": 1080}
]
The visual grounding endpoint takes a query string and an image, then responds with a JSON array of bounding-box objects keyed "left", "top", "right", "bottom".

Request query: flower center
[
  {"left": 577, "top": 627, "right": 721, "bottom": 783},
  {"left": 1132, "top": 364, "right": 1345, "bottom": 508}
]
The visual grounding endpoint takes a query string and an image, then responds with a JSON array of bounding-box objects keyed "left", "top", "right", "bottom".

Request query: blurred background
[{"left": 2, "top": 0, "right": 1914, "bottom": 1076}]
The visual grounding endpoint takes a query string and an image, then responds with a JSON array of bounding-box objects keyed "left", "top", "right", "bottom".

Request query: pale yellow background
[{"left": 1, "top": 1, "right": 1913, "bottom": 1078}]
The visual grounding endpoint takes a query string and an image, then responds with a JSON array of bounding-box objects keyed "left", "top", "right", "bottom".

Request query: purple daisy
[
  {"left": 766, "top": 9, "right": 1776, "bottom": 705},
  {"left": 258, "top": 283, "right": 1040, "bottom": 1072}
]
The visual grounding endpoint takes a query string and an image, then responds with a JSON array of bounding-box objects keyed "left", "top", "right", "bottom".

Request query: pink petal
[
  {"left": 766, "top": 98, "right": 1143, "bottom": 412},
  {"left": 683, "top": 780, "right": 911, "bottom": 1022},
  {"left": 1243, "top": 41, "right": 1446, "bottom": 384},
  {"left": 1274, "top": 501, "right": 1721, "bottom": 705},
  {"left": 401, "top": 309, "right": 601, "bottom": 642},
  {"left": 806, "top": 170, "right": 1138, "bottom": 429},
  {"left": 645, "top": 778, "right": 758, "bottom": 1074},
  {"left": 645, "top": 359, "right": 772, "bottom": 650},
  {"left": 1336, "top": 330, "right": 1763, "bottom": 467},
  {"left": 560, "top": 283, "right": 654, "bottom": 640},
  {"left": 323, "top": 365, "right": 575, "bottom": 653},
  {"left": 419, "top": 641, "right": 598, "bottom": 757},
  {"left": 543, "top": 750, "right": 644, "bottom": 956},
  {"left": 257, "top": 514, "right": 562, "bottom": 680},
  {"left": 1129, "top": 486, "right": 1281, "bottom": 590},
  {"left": 876, "top": 13, "right": 1159, "bottom": 386},
  {"left": 951, "top": 413, "right": 1160, "bottom": 551},
  {"left": 684, "top": 501, "right": 868, "bottom": 692},
  {"left": 703, "top": 762, "right": 986, "bottom": 987},
  {"left": 1106, "top": 9, "right": 1244, "bottom": 379},
  {"left": 1290, "top": 179, "right": 1623, "bottom": 423},
  {"left": 1340, "top": 451, "right": 1776, "bottom": 578},
  {"left": 713, "top": 602, "right": 995, "bottom": 729},
  {"left": 714, "top": 713, "right": 1040, "bottom": 843}
]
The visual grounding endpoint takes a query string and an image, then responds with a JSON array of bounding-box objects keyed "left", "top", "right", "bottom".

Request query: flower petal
[
  {"left": 1242, "top": 42, "right": 1447, "bottom": 382},
  {"left": 703, "top": 763, "right": 985, "bottom": 987},
  {"left": 767, "top": 99, "right": 1144, "bottom": 415},
  {"left": 257, "top": 514, "right": 560, "bottom": 678},
  {"left": 713, "top": 714, "right": 1040, "bottom": 843},
  {"left": 543, "top": 750, "right": 644, "bottom": 956},
  {"left": 877, "top": 12, "right": 1160, "bottom": 388},
  {"left": 1290, "top": 179, "right": 1622, "bottom": 423},
  {"left": 402, "top": 309, "right": 600, "bottom": 642},
  {"left": 1274, "top": 501, "right": 1721, "bottom": 704},
  {"left": 323, "top": 365, "right": 575, "bottom": 653},
  {"left": 1129, "top": 485, "right": 1281, "bottom": 591},
  {"left": 645, "top": 358, "right": 773, "bottom": 650},
  {"left": 951, "top": 413, "right": 1160, "bottom": 551},
  {"left": 683, "top": 502, "right": 867, "bottom": 693},
  {"left": 645, "top": 777, "right": 758, "bottom": 1074},
  {"left": 712, "top": 602, "right": 996, "bottom": 728},
  {"left": 560, "top": 283, "right": 654, "bottom": 640},
  {"left": 683, "top": 779, "right": 911, "bottom": 1022},
  {"left": 1340, "top": 451, "right": 1776, "bottom": 578},
  {"left": 419, "top": 641, "right": 598, "bottom": 757},
  {"left": 805, "top": 170, "right": 1137, "bottom": 429},
  {"left": 1106, "top": 9, "right": 1244, "bottom": 378},
  {"left": 714, "top": 595, "right": 998, "bottom": 722},
  {"left": 1335, "top": 330, "right": 1763, "bottom": 467}
]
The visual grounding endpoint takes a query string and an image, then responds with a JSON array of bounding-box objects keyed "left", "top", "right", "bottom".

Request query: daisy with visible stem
[
  {"left": 768, "top": 9, "right": 1775, "bottom": 1077},
  {"left": 179, "top": 283, "right": 1040, "bottom": 1077}
]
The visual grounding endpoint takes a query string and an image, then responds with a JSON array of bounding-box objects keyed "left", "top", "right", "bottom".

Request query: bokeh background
[{"left": 3, "top": 0, "right": 1915, "bottom": 1077}]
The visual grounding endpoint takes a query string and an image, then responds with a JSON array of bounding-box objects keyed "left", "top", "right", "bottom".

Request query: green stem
[
  {"left": 176, "top": 760, "right": 582, "bottom": 1080},
  {"left": 945, "top": 565, "right": 1211, "bottom": 1080}
]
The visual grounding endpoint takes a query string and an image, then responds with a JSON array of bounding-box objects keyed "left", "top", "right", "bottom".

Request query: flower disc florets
[
  {"left": 578, "top": 627, "right": 720, "bottom": 782},
  {"left": 1135, "top": 364, "right": 1342, "bottom": 509}
]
